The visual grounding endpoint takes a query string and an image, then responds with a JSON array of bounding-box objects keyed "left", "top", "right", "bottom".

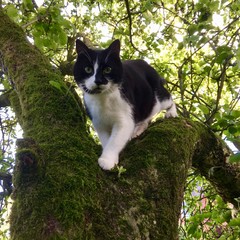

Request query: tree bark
[{"left": 1, "top": 10, "right": 239, "bottom": 240}]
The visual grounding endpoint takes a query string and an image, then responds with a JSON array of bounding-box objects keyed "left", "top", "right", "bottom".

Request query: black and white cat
[{"left": 74, "top": 39, "right": 177, "bottom": 170}]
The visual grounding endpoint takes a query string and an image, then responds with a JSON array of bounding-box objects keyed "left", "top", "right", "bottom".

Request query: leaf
[
  {"left": 117, "top": 166, "right": 127, "bottom": 178},
  {"left": 228, "top": 126, "right": 238, "bottom": 135},
  {"left": 61, "top": 19, "right": 72, "bottom": 29},
  {"left": 236, "top": 47, "right": 240, "bottom": 68},
  {"left": 215, "top": 45, "right": 233, "bottom": 64},
  {"left": 222, "top": 210, "right": 232, "bottom": 222},
  {"left": 187, "top": 223, "right": 198, "bottom": 235},
  {"left": 228, "top": 218, "right": 240, "bottom": 226},
  {"left": 5, "top": 4, "right": 18, "bottom": 19},
  {"left": 178, "top": 42, "right": 184, "bottom": 50},
  {"left": 188, "top": 24, "right": 198, "bottom": 35},
  {"left": 58, "top": 30, "right": 68, "bottom": 45},
  {"left": 188, "top": 35, "right": 200, "bottom": 45},
  {"left": 229, "top": 153, "right": 240, "bottom": 163},
  {"left": 203, "top": 65, "right": 212, "bottom": 73},
  {"left": 199, "top": 104, "right": 209, "bottom": 114},
  {"left": 49, "top": 80, "right": 64, "bottom": 93},
  {"left": 231, "top": 110, "right": 240, "bottom": 118},
  {"left": 23, "top": 0, "right": 34, "bottom": 10},
  {"left": 217, "top": 119, "right": 228, "bottom": 128}
]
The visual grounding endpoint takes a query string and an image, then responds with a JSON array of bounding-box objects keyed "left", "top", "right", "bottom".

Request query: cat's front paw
[{"left": 98, "top": 154, "right": 119, "bottom": 170}]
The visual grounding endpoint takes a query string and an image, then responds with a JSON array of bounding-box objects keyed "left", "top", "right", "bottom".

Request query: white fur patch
[
  {"left": 85, "top": 62, "right": 98, "bottom": 91},
  {"left": 84, "top": 88, "right": 135, "bottom": 170}
]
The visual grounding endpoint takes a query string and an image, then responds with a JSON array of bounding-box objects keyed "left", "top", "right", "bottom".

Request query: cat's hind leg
[
  {"left": 159, "top": 98, "right": 178, "bottom": 118},
  {"left": 165, "top": 102, "right": 178, "bottom": 118},
  {"left": 132, "top": 97, "right": 178, "bottom": 139},
  {"left": 132, "top": 122, "right": 149, "bottom": 138}
]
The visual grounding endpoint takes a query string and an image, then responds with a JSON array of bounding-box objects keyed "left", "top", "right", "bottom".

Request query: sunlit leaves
[
  {"left": 180, "top": 174, "right": 240, "bottom": 239},
  {"left": 198, "top": 104, "right": 210, "bottom": 115},
  {"left": 229, "top": 152, "right": 240, "bottom": 163},
  {"left": 31, "top": 5, "right": 71, "bottom": 50},
  {"left": 236, "top": 47, "right": 240, "bottom": 67},
  {"left": 215, "top": 45, "right": 233, "bottom": 64},
  {"left": 22, "top": 0, "right": 34, "bottom": 11},
  {"left": 4, "top": 4, "right": 18, "bottom": 20}
]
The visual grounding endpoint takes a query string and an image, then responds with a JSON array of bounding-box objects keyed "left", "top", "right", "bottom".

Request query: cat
[{"left": 73, "top": 39, "right": 178, "bottom": 170}]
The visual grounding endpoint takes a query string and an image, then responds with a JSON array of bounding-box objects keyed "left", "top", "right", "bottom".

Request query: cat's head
[{"left": 74, "top": 40, "right": 123, "bottom": 94}]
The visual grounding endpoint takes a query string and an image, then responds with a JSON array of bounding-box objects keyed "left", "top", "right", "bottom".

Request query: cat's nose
[{"left": 95, "top": 78, "right": 108, "bottom": 85}]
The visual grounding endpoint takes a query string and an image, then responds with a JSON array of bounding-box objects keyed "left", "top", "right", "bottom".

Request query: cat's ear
[
  {"left": 76, "top": 39, "right": 89, "bottom": 55},
  {"left": 108, "top": 39, "right": 121, "bottom": 56}
]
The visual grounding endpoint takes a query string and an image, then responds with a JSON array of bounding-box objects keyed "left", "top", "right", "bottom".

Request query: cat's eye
[
  {"left": 84, "top": 66, "right": 93, "bottom": 74},
  {"left": 103, "top": 67, "right": 112, "bottom": 74}
]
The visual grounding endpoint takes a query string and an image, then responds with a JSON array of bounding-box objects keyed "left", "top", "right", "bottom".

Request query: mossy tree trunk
[{"left": 1, "top": 10, "right": 239, "bottom": 240}]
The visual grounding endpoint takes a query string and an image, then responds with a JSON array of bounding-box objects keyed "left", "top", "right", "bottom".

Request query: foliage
[
  {"left": 0, "top": 0, "right": 240, "bottom": 239},
  {"left": 0, "top": 106, "right": 15, "bottom": 238},
  {"left": 180, "top": 172, "right": 240, "bottom": 239}
]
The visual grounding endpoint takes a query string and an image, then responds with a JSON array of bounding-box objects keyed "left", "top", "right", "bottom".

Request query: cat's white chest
[{"left": 84, "top": 88, "right": 132, "bottom": 128}]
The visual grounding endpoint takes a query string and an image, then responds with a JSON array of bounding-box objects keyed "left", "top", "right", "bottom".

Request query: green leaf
[
  {"left": 236, "top": 47, "right": 240, "bottom": 68},
  {"left": 49, "top": 80, "right": 64, "bottom": 93},
  {"left": 228, "top": 126, "right": 238, "bottom": 135},
  {"left": 215, "top": 45, "right": 233, "bottom": 64},
  {"left": 5, "top": 4, "right": 18, "bottom": 19},
  {"left": 228, "top": 218, "right": 240, "bottom": 226},
  {"left": 23, "top": 0, "right": 34, "bottom": 10},
  {"left": 231, "top": 110, "right": 240, "bottom": 118},
  {"left": 229, "top": 153, "right": 240, "bottom": 163},
  {"left": 61, "top": 19, "right": 72, "bottom": 29},
  {"left": 188, "top": 25, "right": 198, "bottom": 35},
  {"left": 203, "top": 65, "right": 212, "bottom": 73},
  {"left": 217, "top": 119, "right": 228, "bottom": 128},
  {"left": 178, "top": 42, "right": 184, "bottom": 50},
  {"left": 187, "top": 223, "right": 198, "bottom": 235},
  {"left": 216, "top": 52, "right": 230, "bottom": 64},
  {"left": 188, "top": 35, "right": 200, "bottom": 45},
  {"left": 58, "top": 30, "right": 68, "bottom": 45},
  {"left": 222, "top": 210, "right": 232, "bottom": 222},
  {"left": 117, "top": 166, "right": 127, "bottom": 178},
  {"left": 199, "top": 104, "right": 209, "bottom": 114}
]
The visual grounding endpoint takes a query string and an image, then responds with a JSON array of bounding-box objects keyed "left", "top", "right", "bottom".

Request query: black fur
[{"left": 121, "top": 60, "right": 171, "bottom": 122}]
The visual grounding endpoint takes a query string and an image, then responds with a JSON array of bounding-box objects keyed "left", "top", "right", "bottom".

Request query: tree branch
[
  {"left": 124, "top": 0, "right": 143, "bottom": 54},
  {"left": 192, "top": 126, "right": 240, "bottom": 208}
]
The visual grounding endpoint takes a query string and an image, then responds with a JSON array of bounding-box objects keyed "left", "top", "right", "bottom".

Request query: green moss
[{"left": 9, "top": 116, "right": 213, "bottom": 240}]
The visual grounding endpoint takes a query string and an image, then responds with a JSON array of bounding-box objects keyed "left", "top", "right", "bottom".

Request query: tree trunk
[{"left": 1, "top": 10, "right": 239, "bottom": 240}]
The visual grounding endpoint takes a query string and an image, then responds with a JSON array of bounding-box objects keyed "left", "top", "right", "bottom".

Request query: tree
[{"left": 0, "top": 0, "right": 239, "bottom": 239}]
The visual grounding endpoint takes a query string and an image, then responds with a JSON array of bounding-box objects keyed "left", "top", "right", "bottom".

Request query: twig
[{"left": 124, "top": 0, "right": 143, "bottom": 54}]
